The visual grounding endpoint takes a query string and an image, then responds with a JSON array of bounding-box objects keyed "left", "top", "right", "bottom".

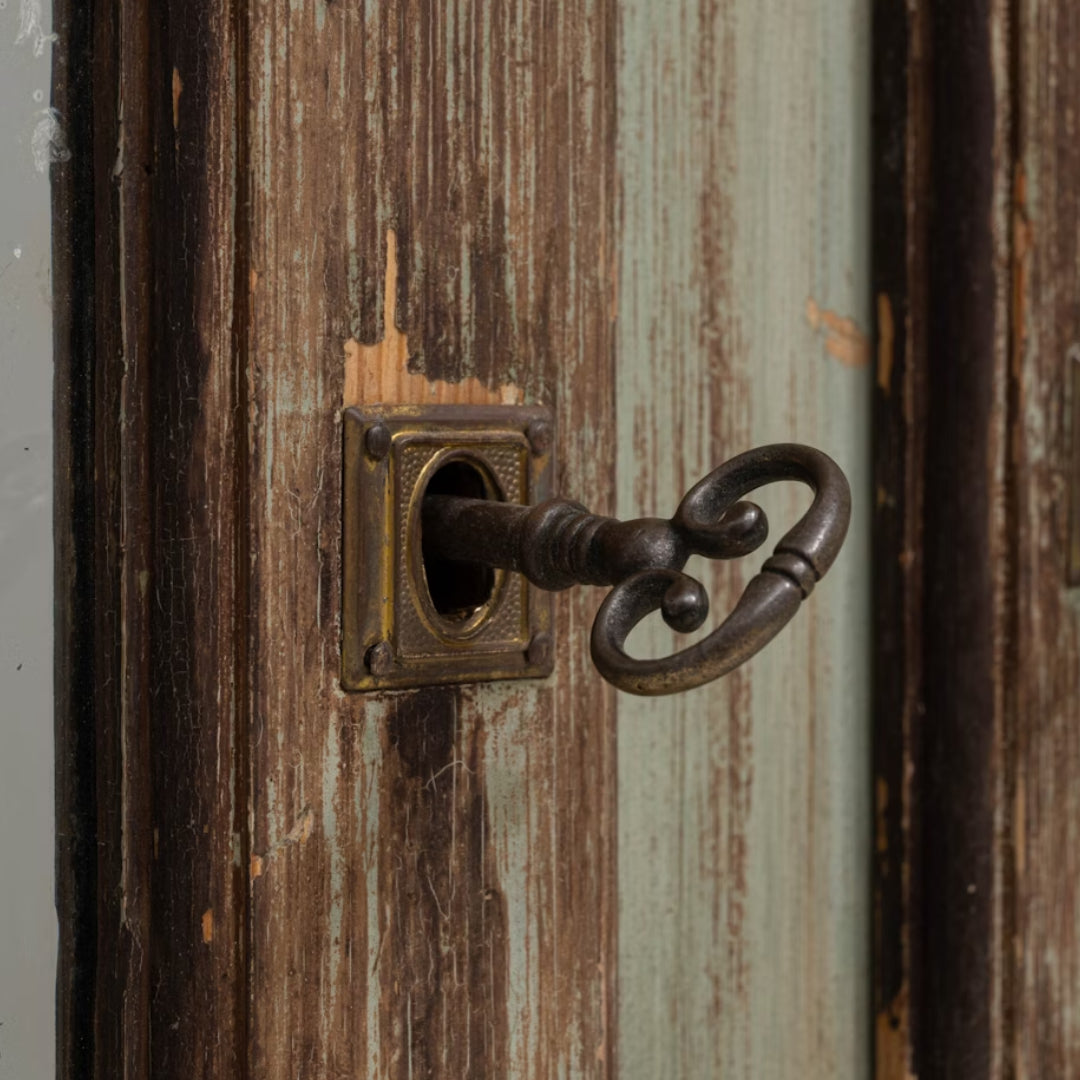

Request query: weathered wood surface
[
  {"left": 52, "top": 0, "right": 248, "bottom": 1076},
  {"left": 616, "top": 2, "right": 871, "bottom": 1077},
  {"left": 872, "top": 1, "right": 1080, "bottom": 1078},
  {"left": 54, "top": 0, "right": 876, "bottom": 1077},
  {"left": 244, "top": 3, "right": 616, "bottom": 1077},
  {"left": 872, "top": 1, "right": 1016, "bottom": 1075},
  {"left": 1013, "top": 0, "right": 1080, "bottom": 1074}
]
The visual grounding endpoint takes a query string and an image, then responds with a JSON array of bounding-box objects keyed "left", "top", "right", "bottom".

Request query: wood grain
[
  {"left": 916, "top": 8, "right": 1015, "bottom": 1077},
  {"left": 1013, "top": 0, "right": 1080, "bottom": 1073},
  {"left": 56, "top": 1, "right": 881, "bottom": 1076},
  {"left": 52, "top": 0, "right": 248, "bottom": 1076},
  {"left": 871, "top": 2, "right": 929, "bottom": 1076},
  {"left": 615, "top": 1, "right": 872, "bottom": 1076},
  {"left": 343, "top": 230, "right": 523, "bottom": 407},
  {"left": 871, "top": 2, "right": 1018, "bottom": 1076},
  {"left": 872, "top": 1, "right": 1080, "bottom": 1077},
  {"left": 244, "top": 2, "right": 616, "bottom": 1077}
]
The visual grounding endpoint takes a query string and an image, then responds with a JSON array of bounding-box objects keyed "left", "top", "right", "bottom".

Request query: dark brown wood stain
[
  {"left": 52, "top": 0, "right": 103, "bottom": 1074},
  {"left": 146, "top": 2, "right": 249, "bottom": 1076},
  {"left": 53, "top": 0, "right": 249, "bottom": 1076},
  {"left": 1013, "top": 0, "right": 1080, "bottom": 1073},
  {"left": 378, "top": 690, "right": 509, "bottom": 1078},
  {"left": 872, "top": 1, "right": 928, "bottom": 1068},
  {"left": 243, "top": 1, "right": 616, "bottom": 1077},
  {"left": 874, "top": 0, "right": 1080, "bottom": 1077},
  {"left": 919, "top": 3, "right": 1011, "bottom": 1077},
  {"left": 872, "top": 0, "right": 1018, "bottom": 1075}
]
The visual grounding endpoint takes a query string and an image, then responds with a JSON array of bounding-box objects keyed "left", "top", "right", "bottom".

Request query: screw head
[
  {"left": 365, "top": 640, "right": 394, "bottom": 677},
  {"left": 525, "top": 420, "right": 553, "bottom": 456},
  {"left": 364, "top": 422, "right": 392, "bottom": 461},
  {"left": 525, "top": 632, "right": 553, "bottom": 669}
]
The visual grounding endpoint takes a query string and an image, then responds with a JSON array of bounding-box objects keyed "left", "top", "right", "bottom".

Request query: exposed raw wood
[
  {"left": 1013, "top": 0, "right": 1080, "bottom": 1072},
  {"left": 343, "top": 231, "right": 523, "bottom": 408}
]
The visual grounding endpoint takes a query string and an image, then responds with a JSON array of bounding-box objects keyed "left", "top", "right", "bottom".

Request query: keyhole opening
[{"left": 420, "top": 459, "right": 497, "bottom": 622}]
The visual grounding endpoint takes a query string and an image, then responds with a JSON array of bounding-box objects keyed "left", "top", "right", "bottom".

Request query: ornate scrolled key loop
[
  {"left": 590, "top": 444, "right": 851, "bottom": 695},
  {"left": 420, "top": 443, "right": 850, "bottom": 696}
]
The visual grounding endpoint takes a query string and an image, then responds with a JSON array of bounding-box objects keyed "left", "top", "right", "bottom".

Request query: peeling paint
[
  {"left": 343, "top": 231, "right": 523, "bottom": 409},
  {"left": 806, "top": 296, "right": 871, "bottom": 367}
]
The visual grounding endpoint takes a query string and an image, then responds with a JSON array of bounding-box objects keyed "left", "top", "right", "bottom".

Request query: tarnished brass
[{"left": 341, "top": 405, "right": 555, "bottom": 691}]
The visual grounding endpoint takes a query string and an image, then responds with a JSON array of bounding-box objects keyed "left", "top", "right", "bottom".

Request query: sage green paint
[{"left": 615, "top": 2, "right": 871, "bottom": 1076}]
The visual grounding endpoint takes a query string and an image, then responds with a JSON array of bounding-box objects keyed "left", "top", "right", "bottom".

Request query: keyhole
[{"left": 420, "top": 459, "right": 497, "bottom": 621}]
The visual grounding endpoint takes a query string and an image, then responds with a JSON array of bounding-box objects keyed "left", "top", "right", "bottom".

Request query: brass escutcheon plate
[{"left": 341, "top": 404, "right": 555, "bottom": 691}]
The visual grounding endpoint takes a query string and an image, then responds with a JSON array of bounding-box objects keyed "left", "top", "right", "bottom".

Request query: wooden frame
[{"left": 872, "top": 1, "right": 1080, "bottom": 1075}]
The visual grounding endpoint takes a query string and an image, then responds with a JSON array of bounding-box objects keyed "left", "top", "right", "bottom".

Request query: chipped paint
[
  {"left": 15, "top": 0, "right": 57, "bottom": 56},
  {"left": 806, "top": 297, "right": 872, "bottom": 367},
  {"left": 201, "top": 909, "right": 213, "bottom": 944},
  {"left": 876, "top": 990, "right": 916, "bottom": 1080},
  {"left": 342, "top": 231, "right": 522, "bottom": 409},
  {"left": 249, "top": 807, "right": 314, "bottom": 879},
  {"left": 245, "top": 3, "right": 616, "bottom": 1076},
  {"left": 30, "top": 108, "right": 70, "bottom": 173}
]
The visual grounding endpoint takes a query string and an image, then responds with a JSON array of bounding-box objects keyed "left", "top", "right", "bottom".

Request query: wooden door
[{"left": 53, "top": 2, "right": 870, "bottom": 1078}]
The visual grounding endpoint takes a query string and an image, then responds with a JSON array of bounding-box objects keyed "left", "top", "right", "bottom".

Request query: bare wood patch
[
  {"left": 344, "top": 231, "right": 523, "bottom": 408},
  {"left": 806, "top": 296, "right": 872, "bottom": 367}
]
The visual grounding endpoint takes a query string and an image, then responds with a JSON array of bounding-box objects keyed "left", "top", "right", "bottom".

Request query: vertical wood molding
[
  {"left": 1013, "top": 0, "right": 1080, "bottom": 1073},
  {"left": 872, "top": 0, "right": 1018, "bottom": 1075},
  {"left": 617, "top": 1, "right": 872, "bottom": 1075},
  {"left": 53, "top": 1, "right": 249, "bottom": 1076},
  {"left": 243, "top": 3, "right": 616, "bottom": 1078},
  {"left": 868, "top": 1, "right": 1080, "bottom": 1077},
  {"left": 52, "top": 0, "right": 100, "bottom": 1074},
  {"left": 919, "top": 6, "right": 1016, "bottom": 1077}
]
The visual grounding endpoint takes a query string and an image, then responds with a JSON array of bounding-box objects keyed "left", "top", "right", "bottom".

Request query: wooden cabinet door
[{"left": 53, "top": 2, "right": 870, "bottom": 1077}]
